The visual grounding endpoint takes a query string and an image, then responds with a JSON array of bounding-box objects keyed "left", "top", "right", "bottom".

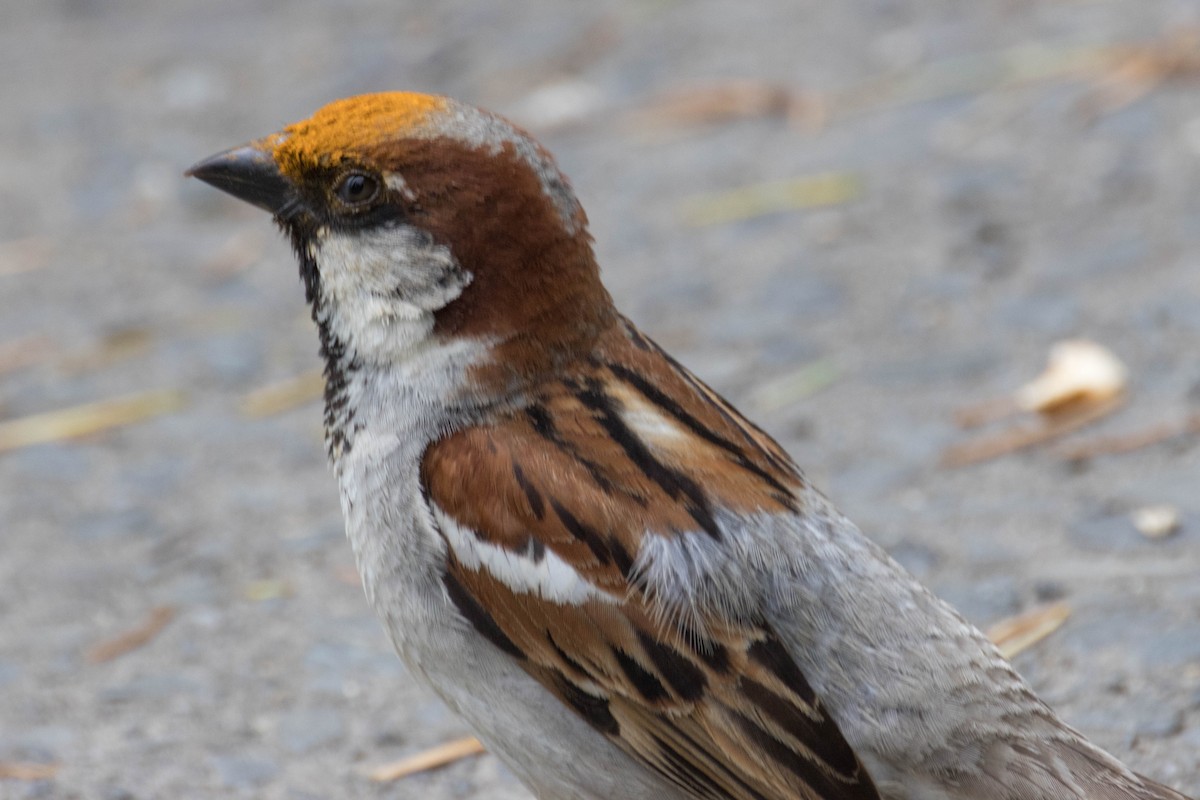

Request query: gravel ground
[{"left": 2, "top": 1, "right": 1199, "bottom": 798}]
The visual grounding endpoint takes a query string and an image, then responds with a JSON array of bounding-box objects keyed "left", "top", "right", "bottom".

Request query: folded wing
[{"left": 422, "top": 321, "right": 881, "bottom": 800}]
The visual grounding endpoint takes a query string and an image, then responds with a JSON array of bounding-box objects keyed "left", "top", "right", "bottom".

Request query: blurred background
[{"left": 2, "top": 1, "right": 1198, "bottom": 797}]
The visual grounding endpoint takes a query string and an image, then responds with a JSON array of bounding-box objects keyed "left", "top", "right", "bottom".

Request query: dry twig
[
  {"left": 632, "top": 81, "right": 824, "bottom": 131},
  {"left": 0, "top": 762, "right": 59, "bottom": 780},
  {"left": 1083, "top": 27, "right": 1200, "bottom": 115},
  {"left": 369, "top": 736, "right": 486, "bottom": 782},
  {"left": 86, "top": 606, "right": 176, "bottom": 664},
  {"left": 944, "top": 340, "right": 1129, "bottom": 467},
  {"left": 941, "top": 395, "right": 1125, "bottom": 468},
  {"left": 1055, "top": 412, "right": 1200, "bottom": 461}
]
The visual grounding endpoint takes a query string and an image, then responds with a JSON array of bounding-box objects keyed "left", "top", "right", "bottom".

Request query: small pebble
[{"left": 1131, "top": 505, "right": 1181, "bottom": 540}]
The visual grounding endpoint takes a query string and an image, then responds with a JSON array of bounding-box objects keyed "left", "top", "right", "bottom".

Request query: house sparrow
[{"left": 188, "top": 93, "right": 1193, "bottom": 800}]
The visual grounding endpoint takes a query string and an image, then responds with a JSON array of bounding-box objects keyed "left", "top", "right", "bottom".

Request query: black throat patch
[{"left": 284, "top": 222, "right": 360, "bottom": 461}]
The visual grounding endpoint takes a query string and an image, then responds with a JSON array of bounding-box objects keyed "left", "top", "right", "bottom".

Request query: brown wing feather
[
  {"left": 423, "top": 323, "right": 880, "bottom": 800},
  {"left": 441, "top": 550, "right": 878, "bottom": 800}
]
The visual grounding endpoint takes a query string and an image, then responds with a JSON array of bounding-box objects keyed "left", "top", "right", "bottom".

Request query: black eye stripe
[{"left": 327, "top": 201, "right": 411, "bottom": 233}]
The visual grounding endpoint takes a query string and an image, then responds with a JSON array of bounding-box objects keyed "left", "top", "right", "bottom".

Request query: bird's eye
[{"left": 334, "top": 172, "right": 379, "bottom": 207}]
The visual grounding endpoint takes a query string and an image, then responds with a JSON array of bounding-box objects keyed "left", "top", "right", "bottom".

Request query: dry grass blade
[
  {"left": 940, "top": 394, "right": 1124, "bottom": 468},
  {"left": 86, "top": 606, "right": 176, "bottom": 664},
  {"left": 0, "top": 389, "right": 186, "bottom": 453},
  {"left": 240, "top": 371, "right": 324, "bottom": 417},
  {"left": 369, "top": 736, "right": 486, "bottom": 782},
  {"left": 681, "top": 172, "right": 860, "bottom": 226},
  {"left": 987, "top": 602, "right": 1071, "bottom": 660},
  {"left": 0, "top": 762, "right": 59, "bottom": 780}
]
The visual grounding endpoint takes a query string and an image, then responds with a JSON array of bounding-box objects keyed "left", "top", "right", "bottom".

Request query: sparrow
[{"left": 188, "top": 92, "right": 1193, "bottom": 800}]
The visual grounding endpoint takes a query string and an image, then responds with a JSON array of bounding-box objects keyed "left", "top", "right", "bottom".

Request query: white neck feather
[
  {"left": 312, "top": 225, "right": 469, "bottom": 365},
  {"left": 307, "top": 223, "right": 493, "bottom": 462}
]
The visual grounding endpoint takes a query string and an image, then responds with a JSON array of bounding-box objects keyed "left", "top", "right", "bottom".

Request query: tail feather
[
  {"left": 986, "top": 738, "right": 1195, "bottom": 800},
  {"left": 889, "top": 735, "right": 1197, "bottom": 800}
]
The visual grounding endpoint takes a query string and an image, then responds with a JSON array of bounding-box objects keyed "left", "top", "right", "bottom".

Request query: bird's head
[{"left": 189, "top": 92, "right": 613, "bottom": 382}]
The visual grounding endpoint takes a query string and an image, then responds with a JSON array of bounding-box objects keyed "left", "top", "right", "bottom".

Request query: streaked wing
[{"left": 421, "top": 319, "right": 881, "bottom": 800}]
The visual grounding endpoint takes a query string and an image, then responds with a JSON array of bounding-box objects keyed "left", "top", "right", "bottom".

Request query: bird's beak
[{"left": 186, "top": 143, "right": 293, "bottom": 215}]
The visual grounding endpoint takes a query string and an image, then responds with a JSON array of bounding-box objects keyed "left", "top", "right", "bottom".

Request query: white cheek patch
[
  {"left": 434, "top": 506, "right": 617, "bottom": 606},
  {"left": 312, "top": 226, "right": 472, "bottom": 363},
  {"left": 316, "top": 227, "right": 462, "bottom": 306}
]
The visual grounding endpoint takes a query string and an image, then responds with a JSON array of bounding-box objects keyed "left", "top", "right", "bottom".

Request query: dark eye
[{"left": 334, "top": 172, "right": 379, "bottom": 206}]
